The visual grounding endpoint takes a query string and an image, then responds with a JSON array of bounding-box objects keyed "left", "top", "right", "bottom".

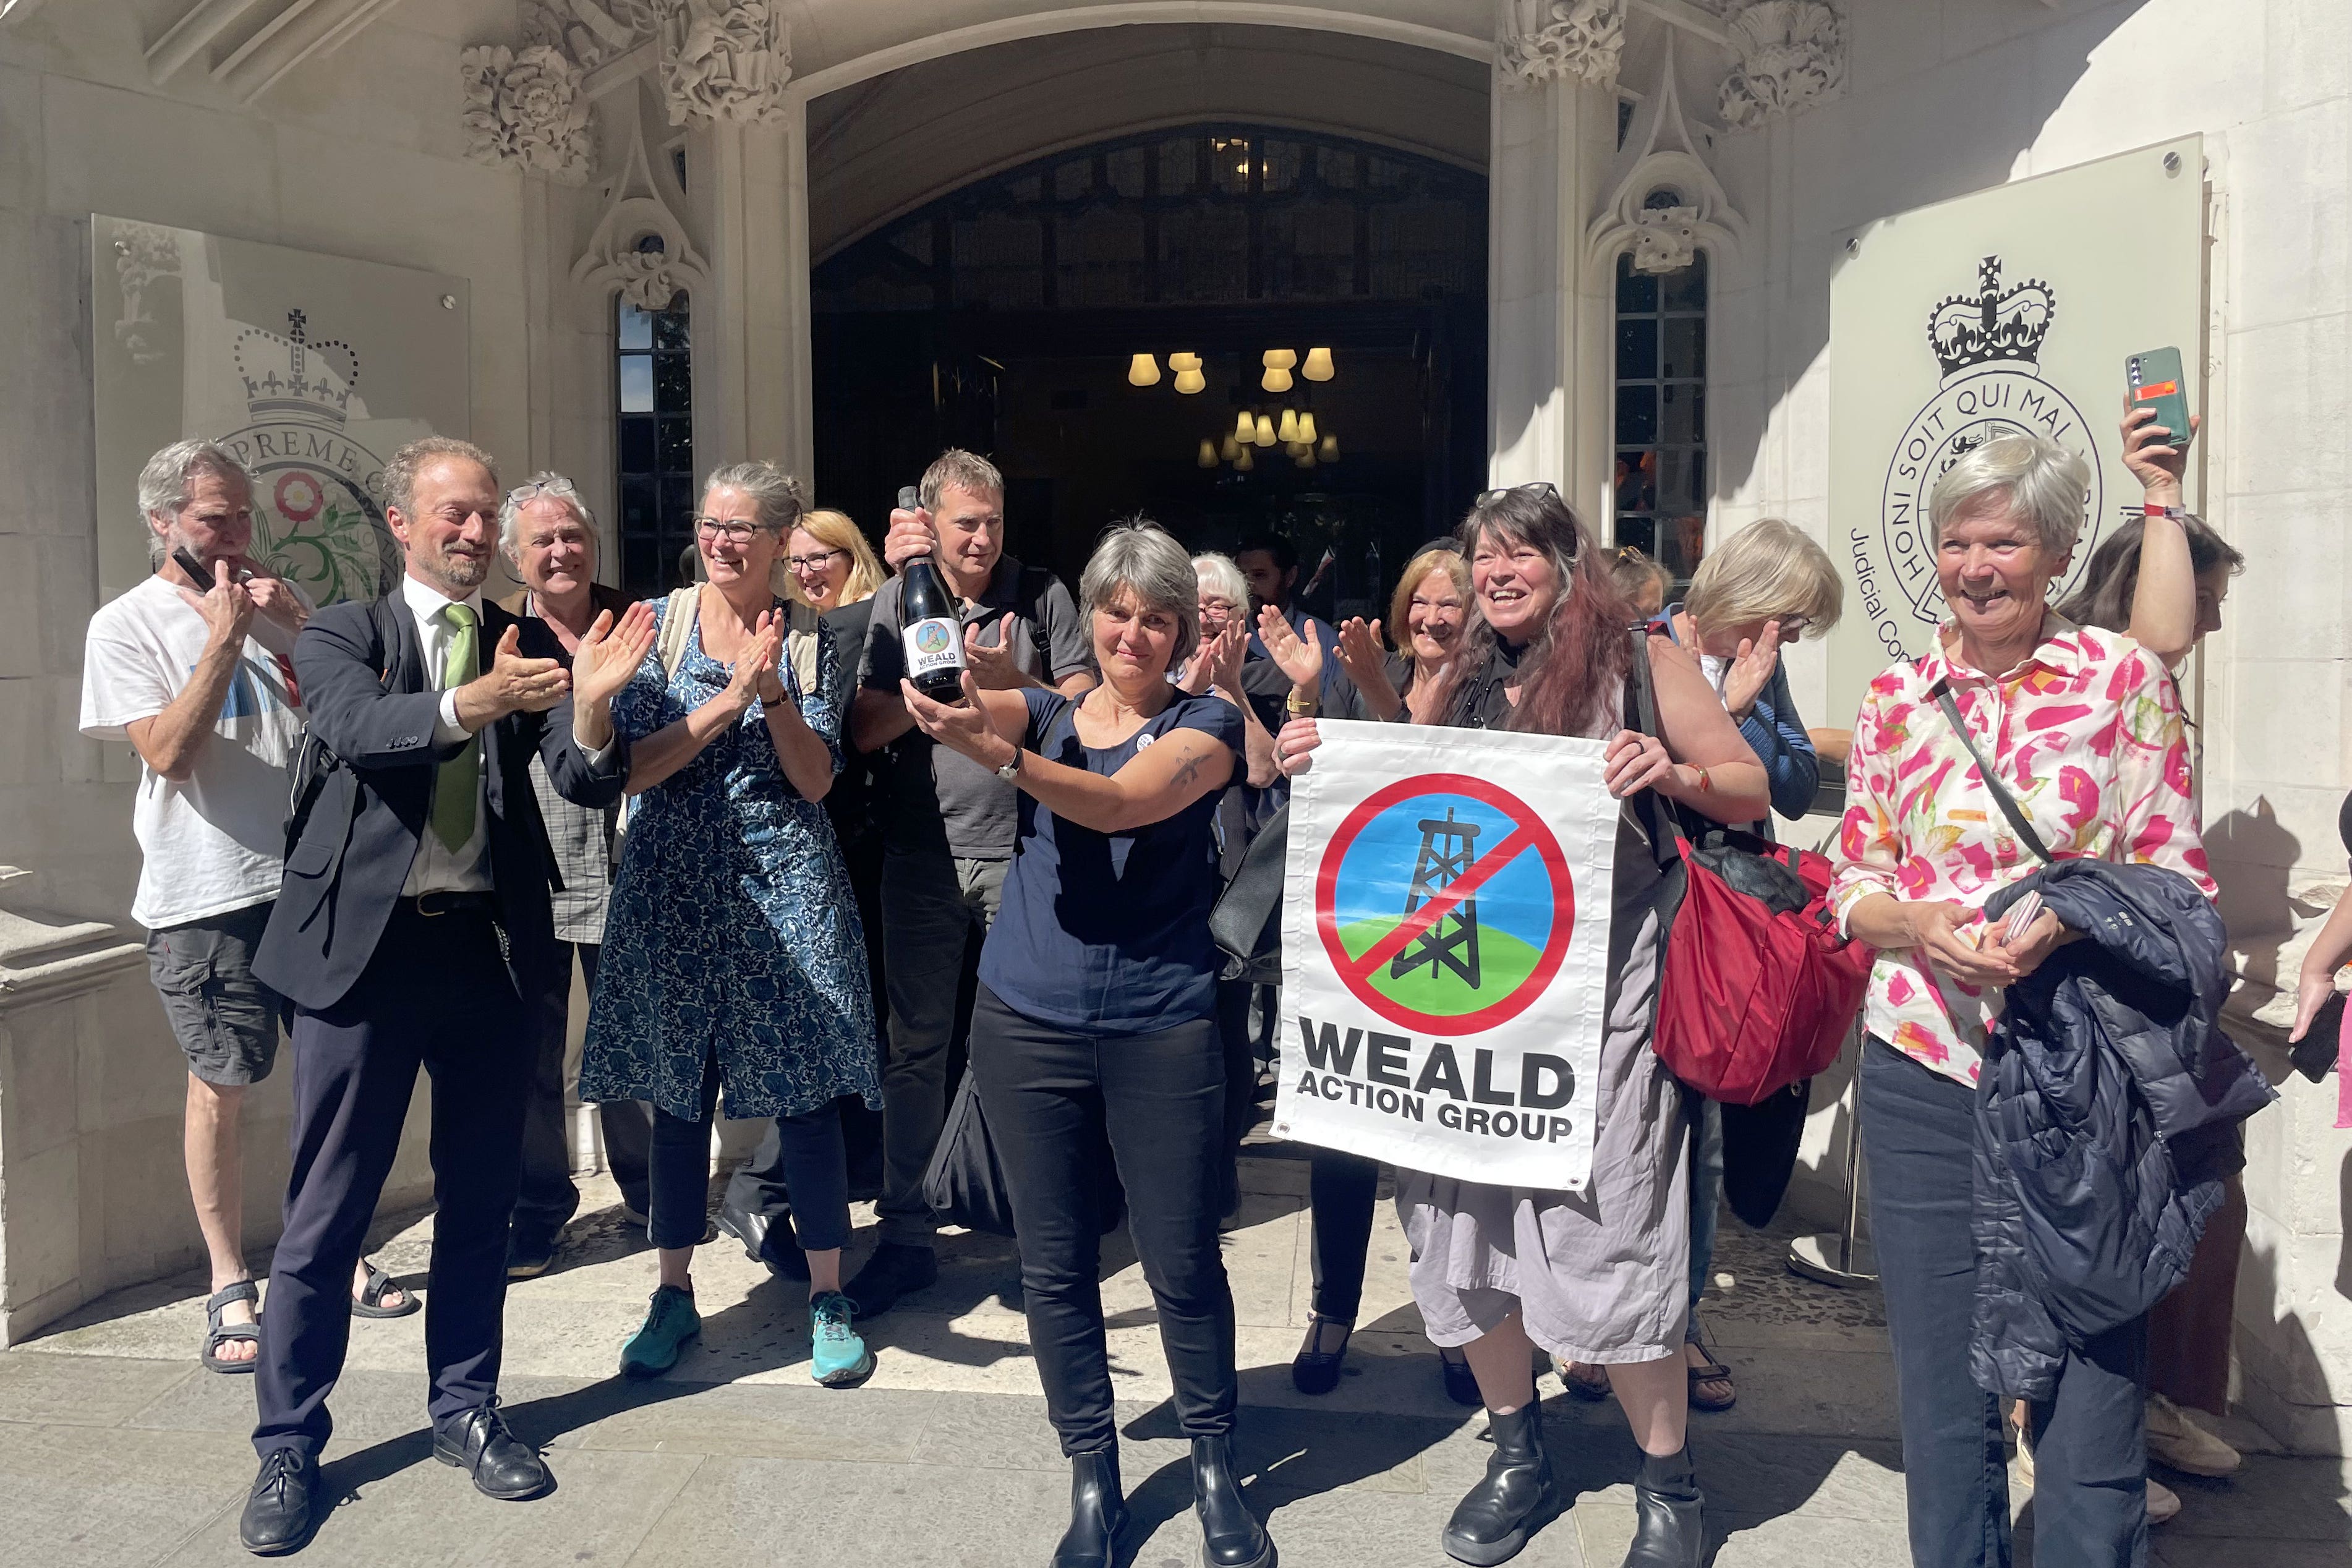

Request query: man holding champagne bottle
[{"left": 848, "top": 450, "right": 1094, "bottom": 1314}]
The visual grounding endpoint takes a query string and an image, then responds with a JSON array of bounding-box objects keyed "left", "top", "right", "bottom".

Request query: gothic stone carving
[
  {"left": 1719, "top": 1, "right": 1846, "bottom": 129},
  {"left": 522, "top": 0, "right": 660, "bottom": 71},
  {"left": 459, "top": 43, "right": 593, "bottom": 184},
  {"left": 1629, "top": 205, "right": 1703, "bottom": 275},
  {"left": 1497, "top": 0, "right": 1626, "bottom": 90},
  {"left": 658, "top": 0, "right": 791, "bottom": 127},
  {"left": 110, "top": 223, "right": 182, "bottom": 366}
]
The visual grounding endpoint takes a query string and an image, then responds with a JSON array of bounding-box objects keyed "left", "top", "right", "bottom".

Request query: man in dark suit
[{"left": 238, "top": 437, "right": 654, "bottom": 1556}]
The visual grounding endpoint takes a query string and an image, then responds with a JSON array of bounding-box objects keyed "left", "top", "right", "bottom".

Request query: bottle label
[{"left": 903, "top": 616, "right": 965, "bottom": 680}]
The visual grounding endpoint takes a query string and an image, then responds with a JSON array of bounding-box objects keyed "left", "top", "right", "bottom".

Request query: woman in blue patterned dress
[{"left": 581, "top": 461, "right": 880, "bottom": 1387}]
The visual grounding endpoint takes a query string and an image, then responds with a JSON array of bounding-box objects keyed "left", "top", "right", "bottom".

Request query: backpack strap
[
  {"left": 1016, "top": 566, "right": 1057, "bottom": 662},
  {"left": 655, "top": 586, "right": 698, "bottom": 680},
  {"left": 1929, "top": 679, "right": 2055, "bottom": 866}
]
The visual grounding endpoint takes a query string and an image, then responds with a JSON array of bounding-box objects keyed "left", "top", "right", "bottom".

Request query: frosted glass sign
[
  {"left": 91, "top": 216, "right": 472, "bottom": 605},
  {"left": 1824, "top": 138, "right": 2204, "bottom": 725}
]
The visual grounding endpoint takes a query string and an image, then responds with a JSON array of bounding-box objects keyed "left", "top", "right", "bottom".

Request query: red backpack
[{"left": 1626, "top": 628, "right": 1873, "bottom": 1104}]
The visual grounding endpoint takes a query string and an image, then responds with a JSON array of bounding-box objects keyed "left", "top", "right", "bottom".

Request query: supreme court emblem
[
  {"left": 1859, "top": 256, "right": 2103, "bottom": 655},
  {"left": 217, "top": 309, "right": 401, "bottom": 606}
]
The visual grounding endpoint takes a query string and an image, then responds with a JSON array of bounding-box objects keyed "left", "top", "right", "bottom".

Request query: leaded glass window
[
  {"left": 615, "top": 286, "right": 693, "bottom": 597},
  {"left": 1613, "top": 244, "right": 1707, "bottom": 580}
]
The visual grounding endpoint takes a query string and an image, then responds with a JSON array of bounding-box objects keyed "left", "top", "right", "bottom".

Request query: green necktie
[{"left": 431, "top": 602, "right": 479, "bottom": 853}]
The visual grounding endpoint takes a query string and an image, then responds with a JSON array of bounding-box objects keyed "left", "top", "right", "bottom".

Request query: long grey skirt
[{"left": 1398, "top": 813, "right": 1691, "bottom": 1365}]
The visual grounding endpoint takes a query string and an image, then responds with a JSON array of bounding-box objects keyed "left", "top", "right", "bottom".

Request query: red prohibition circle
[{"left": 1313, "top": 772, "right": 1574, "bottom": 1036}]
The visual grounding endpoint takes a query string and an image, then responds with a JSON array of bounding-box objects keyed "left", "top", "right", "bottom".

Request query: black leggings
[
  {"left": 969, "top": 983, "right": 1237, "bottom": 1455},
  {"left": 647, "top": 1062, "right": 848, "bottom": 1255},
  {"left": 1306, "top": 1148, "right": 1379, "bottom": 1323}
]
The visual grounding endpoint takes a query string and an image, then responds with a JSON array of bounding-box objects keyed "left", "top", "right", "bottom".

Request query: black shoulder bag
[{"left": 1928, "top": 680, "right": 2055, "bottom": 866}]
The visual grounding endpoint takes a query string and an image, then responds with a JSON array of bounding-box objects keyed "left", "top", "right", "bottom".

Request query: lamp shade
[
  {"left": 1277, "top": 409, "right": 1301, "bottom": 443},
  {"left": 1220, "top": 433, "right": 1243, "bottom": 460},
  {"left": 1261, "top": 366, "right": 1293, "bottom": 393},
  {"left": 1234, "top": 409, "right": 1256, "bottom": 441},
  {"left": 1234, "top": 445, "right": 1255, "bottom": 471},
  {"left": 1254, "top": 414, "right": 1277, "bottom": 446},
  {"left": 1318, "top": 434, "right": 1339, "bottom": 461},
  {"left": 1296, "top": 448, "right": 1318, "bottom": 469},
  {"left": 1169, "top": 352, "right": 1201, "bottom": 372},
  {"left": 1302, "top": 346, "right": 1335, "bottom": 381},
  {"left": 1261, "top": 348, "right": 1297, "bottom": 370},
  {"left": 1196, "top": 438, "right": 1219, "bottom": 468},
  {"left": 1127, "top": 352, "right": 1161, "bottom": 387},
  {"left": 1297, "top": 411, "right": 1318, "bottom": 443},
  {"left": 1173, "top": 367, "right": 1206, "bottom": 394}
]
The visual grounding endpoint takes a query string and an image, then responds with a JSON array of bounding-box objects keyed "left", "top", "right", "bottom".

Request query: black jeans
[
  {"left": 646, "top": 1063, "right": 850, "bottom": 1255},
  {"left": 1306, "top": 1148, "right": 1379, "bottom": 1323},
  {"left": 969, "top": 983, "right": 1237, "bottom": 1455},
  {"left": 515, "top": 942, "right": 652, "bottom": 1238},
  {"left": 1861, "top": 1038, "right": 2149, "bottom": 1568}
]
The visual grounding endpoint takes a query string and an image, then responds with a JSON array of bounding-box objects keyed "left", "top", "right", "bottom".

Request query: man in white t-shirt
[{"left": 80, "top": 440, "right": 412, "bottom": 1376}]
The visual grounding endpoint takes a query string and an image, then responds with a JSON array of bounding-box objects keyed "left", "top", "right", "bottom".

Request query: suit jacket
[{"left": 254, "top": 591, "right": 629, "bottom": 1012}]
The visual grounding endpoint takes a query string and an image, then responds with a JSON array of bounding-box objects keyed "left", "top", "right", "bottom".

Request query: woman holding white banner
[
  {"left": 901, "top": 521, "right": 1268, "bottom": 1568},
  {"left": 1276, "top": 482, "right": 1766, "bottom": 1568}
]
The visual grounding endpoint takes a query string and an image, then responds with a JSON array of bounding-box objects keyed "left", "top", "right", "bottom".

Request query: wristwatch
[
  {"left": 994, "top": 748, "right": 1021, "bottom": 782},
  {"left": 1285, "top": 690, "right": 1319, "bottom": 717}
]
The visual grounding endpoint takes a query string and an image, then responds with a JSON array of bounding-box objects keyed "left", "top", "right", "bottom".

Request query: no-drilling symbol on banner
[{"left": 1313, "top": 774, "right": 1574, "bottom": 1036}]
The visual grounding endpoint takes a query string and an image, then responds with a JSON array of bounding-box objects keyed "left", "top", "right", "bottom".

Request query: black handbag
[
  {"left": 919, "top": 1070, "right": 1127, "bottom": 1238},
  {"left": 1209, "top": 802, "right": 1287, "bottom": 984}
]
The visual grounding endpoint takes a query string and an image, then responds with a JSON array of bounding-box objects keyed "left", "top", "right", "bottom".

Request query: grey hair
[
  {"left": 1927, "top": 433, "right": 2092, "bottom": 557},
  {"left": 137, "top": 440, "right": 251, "bottom": 565},
  {"left": 1191, "top": 552, "right": 1249, "bottom": 610},
  {"left": 383, "top": 435, "right": 498, "bottom": 521},
  {"left": 701, "top": 459, "right": 804, "bottom": 532},
  {"left": 1081, "top": 518, "right": 1201, "bottom": 665},
  {"left": 920, "top": 448, "right": 1005, "bottom": 513},
  {"left": 498, "top": 471, "right": 596, "bottom": 561}
]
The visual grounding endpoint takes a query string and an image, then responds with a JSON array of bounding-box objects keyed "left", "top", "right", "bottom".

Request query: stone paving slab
[{"left": 7, "top": 1156, "right": 2347, "bottom": 1566}]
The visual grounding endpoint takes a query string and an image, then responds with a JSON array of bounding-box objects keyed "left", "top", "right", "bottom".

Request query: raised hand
[
  {"left": 2121, "top": 396, "right": 2196, "bottom": 505},
  {"left": 1201, "top": 623, "right": 1247, "bottom": 696},
  {"left": 1333, "top": 615, "right": 1404, "bottom": 721},
  {"left": 571, "top": 600, "right": 657, "bottom": 709},
  {"left": 965, "top": 621, "right": 1029, "bottom": 689},
  {"left": 242, "top": 571, "right": 309, "bottom": 633},
  {"left": 1721, "top": 621, "right": 1781, "bottom": 720},
  {"left": 1257, "top": 603, "right": 1324, "bottom": 689},
  {"left": 883, "top": 504, "right": 938, "bottom": 570},
  {"left": 194, "top": 558, "right": 258, "bottom": 649},
  {"left": 723, "top": 611, "right": 783, "bottom": 714},
  {"left": 901, "top": 670, "right": 1005, "bottom": 763},
  {"left": 465, "top": 623, "right": 570, "bottom": 721}
]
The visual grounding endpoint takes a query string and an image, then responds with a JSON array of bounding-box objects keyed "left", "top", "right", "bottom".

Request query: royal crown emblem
[
  {"left": 234, "top": 309, "right": 362, "bottom": 426},
  {"left": 1927, "top": 255, "right": 2053, "bottom": 378}
]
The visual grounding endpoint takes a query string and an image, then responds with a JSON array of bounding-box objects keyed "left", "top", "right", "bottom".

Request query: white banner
[{"left": 1271, "top": 721, "right": 1619, "bottom": 1191}]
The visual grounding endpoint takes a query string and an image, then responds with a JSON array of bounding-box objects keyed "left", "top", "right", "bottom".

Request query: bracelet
[
  {"left": 1693, "top": 765, "right": 1713, "bottom": 794},
  {"left": 2144, "top": 503, "right": 2186, "bottom": 519},
  {"left": 1285, "top": 691, "right": 1319, "bottom": 717}
]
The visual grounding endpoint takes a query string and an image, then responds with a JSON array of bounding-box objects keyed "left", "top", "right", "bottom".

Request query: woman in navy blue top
[{"left": 903, "top": 521, "right": 1265, "bottom": 1568}]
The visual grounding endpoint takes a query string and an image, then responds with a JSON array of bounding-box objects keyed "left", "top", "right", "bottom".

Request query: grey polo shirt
[{"left": 863, "top": 555, "right": 1091, "bottom": 859}]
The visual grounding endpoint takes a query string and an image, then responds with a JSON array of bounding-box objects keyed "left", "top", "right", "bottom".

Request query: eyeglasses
[
  {"left": 786, "top": 547, "right": 847, "bottom": 571},
  {"left": 694, "top": 516, "right": 777, "bottom": 545},
  {"left": 1475, "top": 480, "right": 1561, "bottom": 508}
]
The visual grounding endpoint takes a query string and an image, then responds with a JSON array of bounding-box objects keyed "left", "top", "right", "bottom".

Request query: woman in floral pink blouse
[{"left": 1830, "top": 432, "right": 2212, "bottom": 1568}]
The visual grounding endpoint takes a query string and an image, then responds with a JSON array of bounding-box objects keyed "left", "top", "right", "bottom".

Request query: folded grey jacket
[{"left": 1972, "top": 859, "right": 2275, "bottom": 1400}]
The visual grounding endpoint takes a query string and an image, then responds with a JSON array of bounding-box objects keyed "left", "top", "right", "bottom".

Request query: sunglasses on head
[{"left": 1475, "top": 480, "right": 1561, "bottom": 508}]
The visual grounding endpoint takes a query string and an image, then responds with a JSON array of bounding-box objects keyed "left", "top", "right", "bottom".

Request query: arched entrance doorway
[{"left": 809, "top": 122, "right": 1486, "bottom": 616}]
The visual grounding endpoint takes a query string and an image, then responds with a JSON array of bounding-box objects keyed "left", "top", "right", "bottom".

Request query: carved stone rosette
[
  {"left": 1629, "top": 206, "right": 1703, "bottom": 275},
  {"left": 1496, "top": 0, "right": 1627, "bottom": 90},
  {"left": 459, "top": 43, "right": 593, "bottom": 184},
  {"left": 1719, "top": 1, "right": 1847, "bottom": 130},
  {"left": 658, "top": 0, "right": 791, "bottom": 127}
]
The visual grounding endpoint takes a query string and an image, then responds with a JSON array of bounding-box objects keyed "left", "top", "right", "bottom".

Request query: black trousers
[
  {"left": 969, "top": 983, "right": 1238, "bottom": 1455},
  {"left": 514, "top": 941, "right": 651, "bottom": 1237},
  {"left": 1861, "top": 1038, "right": 2149, "bottom": 1568},
  {"left": 1306, "top": 1147, "right": 1379, "bottom": 1323},
  {"left": 254, "top": 904, "right": 529, "bottom": 1461}
]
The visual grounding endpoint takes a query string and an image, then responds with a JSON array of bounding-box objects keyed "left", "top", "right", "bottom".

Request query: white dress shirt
[{"left": 399, "top": 573, "right": 494, "bottom": 895}]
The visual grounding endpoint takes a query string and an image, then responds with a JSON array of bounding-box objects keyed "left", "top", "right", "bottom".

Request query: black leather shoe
[
  {"left": 239, "top": 1448, "right": 322, "bottom": 1556},
  {"left": 1290, "top": 1315, "right": 1352, "bottom": 1396},
  {"left": 1441, "top": 1402, "right": 1556, "bottom": 1566},
  {"left": 843, "top": 1242, "right": 937, "bottom": 1319},
  {"left": 1622, "top": 1446, "right": 1704, "bottom": 1568},
  {"left": 432, "top": 1400, "right": 552, "bottom": 1501},
  {"left": 505, "top": 1232, "right": 558, "bottom": 1280},
  {"left": 1052, "top": 1448, "right": 1128, "bottom": 1568},
  {"left": 1191, "top": 1434, "right": 1274, "bottom": 1568},
  {"left": 716, "top": 1196, "right": 809, "bottom": 1280}
]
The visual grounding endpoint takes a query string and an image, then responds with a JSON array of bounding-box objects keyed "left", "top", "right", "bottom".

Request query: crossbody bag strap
[
  {"left": 1624, "top": 624, "right": 1685, "bottom": 875},
  {"left": 656, "top": 586, "right": 698, "bottom": 680},
  {"left": 1930, "top": 681, "right": 2055, "bottom": 866}
]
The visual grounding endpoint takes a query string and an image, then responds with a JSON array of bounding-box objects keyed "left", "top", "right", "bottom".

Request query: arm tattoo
[{"left": 1170, "top": 748, "right": 1207, "bottom": 790}]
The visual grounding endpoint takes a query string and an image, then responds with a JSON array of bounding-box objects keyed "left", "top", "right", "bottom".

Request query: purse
[
  {"left": 1209, "top": 801, "right": 1287, "bottom": 984},
  {"left": 1630, "top": 628, "right": 1875, "bottom": 1105},
  {"left": 920, "top": 1070, "right": 1127, "bottom": 1238}
]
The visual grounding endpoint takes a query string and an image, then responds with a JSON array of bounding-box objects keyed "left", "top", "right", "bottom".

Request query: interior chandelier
[{"left": 1127, "top": 349, "right": 1336, "bottom": 394}]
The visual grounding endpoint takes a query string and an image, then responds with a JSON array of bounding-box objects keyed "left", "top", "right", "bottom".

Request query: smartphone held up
[
  {"left": 896, "top": 484, "right": 969, "bottom": 704},
  {"left": 2126, "top": 347, "right": 2194, "bottom": 450}
]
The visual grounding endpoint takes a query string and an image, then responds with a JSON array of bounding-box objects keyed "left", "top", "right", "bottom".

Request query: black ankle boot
[
  {"left": 1622, "top": 1445, "right": 1704, "bottom": 1568},
  {"left": 1052, "top": 1449, "right": 1127, "bottom": 1568},
  {"left": 1441, "top": 1402, "right": 1556, "bottom": 1567},
  {"left": 1191, "top": 1434, "right": 1274, "bottom": 1568}
]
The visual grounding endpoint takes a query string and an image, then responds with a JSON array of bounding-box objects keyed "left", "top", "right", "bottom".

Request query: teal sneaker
[
  {"left": 618, "top": 1284, "right": 701, "bottom": 1379},
  {"left": 809, "top": 1290, "right": 874, "bottom": 1387}
]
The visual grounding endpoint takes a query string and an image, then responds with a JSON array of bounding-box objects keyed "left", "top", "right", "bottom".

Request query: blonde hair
[
  {"left": 785, "top": 508, "right": 885, "bottom": 607},
  {"left": 1387, "top": 546, "right": 1471, "bottom": 646},
  {"left": 1682, "top": 518, "right": 1843, "bottom": 638}
]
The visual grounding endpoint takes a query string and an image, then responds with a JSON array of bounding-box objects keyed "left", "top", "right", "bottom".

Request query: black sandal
[
  {"left": 350, "top": 1261, "right": 419, "bottom": 1319},
  {"left": 1290, "top": 1314, "right": 1353, "bottom": 1395},
  {"left": 202, "top": 1280, "right": 262, "bottom": 1374}
]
